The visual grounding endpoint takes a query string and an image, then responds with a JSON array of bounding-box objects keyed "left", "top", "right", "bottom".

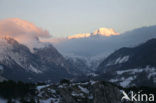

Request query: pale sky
[{"left": 0, "top": 0, "right": 156, "bottom": 37}]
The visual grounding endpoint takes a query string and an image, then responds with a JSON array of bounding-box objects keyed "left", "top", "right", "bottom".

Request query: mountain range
[
  {"left": 49, "top": 25, "right": 156, "bottom": 74},
  {"left": 53, "top": 25, "right": 156, "bottom": 58},
  {"left": 0, "top": 18, "right": 156, "bottom": 88},
  {"left": 96, "top": 38, "right": 156, "bottom": 87},
  {"left": 0, "top": 36, "right": 79, "bottom": 82}
]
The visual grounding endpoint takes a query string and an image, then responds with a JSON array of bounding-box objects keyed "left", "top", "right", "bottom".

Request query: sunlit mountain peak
[
  {"left": 67, "top": 27, "right": 119, "bottom": 39},
  {"left": 92, "top": 27, "right": 119, "bottom": 36}
]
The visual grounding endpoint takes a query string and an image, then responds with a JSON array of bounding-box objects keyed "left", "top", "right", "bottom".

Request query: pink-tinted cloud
[
  {"left": 0, "top": 18, "right": 51, "bottom": 44},
  {"left": 68, "top": 33, "right": 91, "bottom": 39}
]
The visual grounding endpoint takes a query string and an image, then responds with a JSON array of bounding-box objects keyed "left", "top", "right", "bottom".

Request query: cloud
[
  {"left": 0, "top": 18, "right": 51, "bottom": 44},
  {"left": 41, "top": 37, "right": 66, "bottom": 44},
  {"left": 68, "top": 33, "right": 91, "bottom": 39}
]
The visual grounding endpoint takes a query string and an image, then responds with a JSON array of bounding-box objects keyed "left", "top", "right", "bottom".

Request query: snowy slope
[
  {"left": 97, "top": 38, "right": 156, "bottom": 87},
  {"left": 0, "top": 36, "right": 73, "bottom": 82}
]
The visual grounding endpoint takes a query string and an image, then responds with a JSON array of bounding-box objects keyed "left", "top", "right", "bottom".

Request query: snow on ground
[
  {"left": 49, "top": 89, "right": 56, "bottom": 94},
  {"left": 116, "top": 66, "right": 156, "bottom": 75},
  {"left": 148, "top": 72, "right": 156, "bottom": 79},
  {"left": 58, "top": 84, "right": 67, "bottom": 88},
  {"left": 40, "top": 97, "right": 60, "bottom": 103},
  {"left": 90, "top": 80, "right": 97, "bottom": 85},
  {"left": 71, "top": 91, "right": 84, "bottom": 97},
  {"left": 29, "top": 64, "right": 42, "bottom": 74},
  {"left": 0, "top": 97, "right": 7, "bottom": 103},
  {"left": 106, "top": 55, "right": 129, "bottom": 66},
  {"left": 116, "top": 68, "right": 143, "bottom": 75},
  {"left": 120, "top": 77, "right": 136, "bottom": 87},
  {"left": 37, "top": 84, "right": 50, "bottom": 91},
  {"left": 111, "top": 66, "right": 156, "bottom": 87},
  {"left": 115, "top": 56, "right": 129, "bottom": 64},
  {"left": 78, "top": 85, "right": 89, "bottom": 94},
  {"left": 109, "top": 78, "right": 119, "bottom": 82},
  {"left": 109, "top": 77, "right": 125, "bottom": 83}
]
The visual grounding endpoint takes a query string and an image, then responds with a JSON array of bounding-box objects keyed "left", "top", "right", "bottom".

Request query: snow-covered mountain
[
  {"left": 96, "top": 38, "right": 156, "bottom": 87},
  {"left": 65, "top": 55, "right": 104, "bottom": 76},
  {"left": 67, "top": 27, "right": 119, "bottom": 39},
  {"left": 0, "top": 36, "right": 77, "bottom": 82},
  {"left": 0, "top": 18, "right": 86, "bottom": 82},
  {"left": 53, "top": 25, "right": 156, "bottom": 58},
  {"left": 48, "top": 26, "right": 156, "bottom": 76}
]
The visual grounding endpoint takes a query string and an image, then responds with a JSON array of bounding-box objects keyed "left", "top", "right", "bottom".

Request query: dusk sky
[{"left": 0, "top": 0, "right": 156, "bottom": 37}]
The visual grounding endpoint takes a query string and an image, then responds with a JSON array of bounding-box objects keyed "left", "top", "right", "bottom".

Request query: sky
[{"left": 0, "top": 0, "right": 156, "bottom": 37}]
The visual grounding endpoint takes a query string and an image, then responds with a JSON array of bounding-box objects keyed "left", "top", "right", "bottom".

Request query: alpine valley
[
  {"left": 0, "top": 18, "right": 156, "bottom": 103},
  {"left": 0, "top": 24, "right": 156, "bottom": 87}
]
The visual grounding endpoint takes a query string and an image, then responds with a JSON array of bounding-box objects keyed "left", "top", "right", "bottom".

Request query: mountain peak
[
  {"left": 92, "top": 28, "right": 119, "bottom": 36},
  {"left": 67, "top": 27, "right": 119, "bottom": 39}
]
